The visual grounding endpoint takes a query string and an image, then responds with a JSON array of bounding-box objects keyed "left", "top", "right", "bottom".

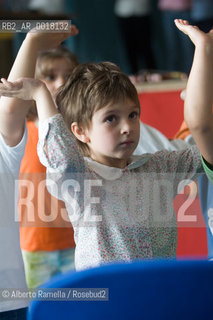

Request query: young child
[
  {"left": 0, "top": 20, "right": 211, "bottom": 271},
  {"left": 19, "top": 46, "right": 79, "bottom": 289},
  {"left": 0, "top": 22, "right": 78, "bottom": 320}
]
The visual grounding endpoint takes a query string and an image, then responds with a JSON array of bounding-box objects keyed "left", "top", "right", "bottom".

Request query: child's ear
[{"left": 71, "top": 122, "right": 90, "bottom": 143}]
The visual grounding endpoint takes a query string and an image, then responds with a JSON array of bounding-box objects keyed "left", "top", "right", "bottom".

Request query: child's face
[
  {"left": 40, "top": 58, "right": 74, "bottom": 98},
  {"left": 85, "top": 98, "right": 140, "bottom": 168}
]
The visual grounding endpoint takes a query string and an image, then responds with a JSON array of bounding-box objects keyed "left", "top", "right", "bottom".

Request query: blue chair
[{"left": 28, "top": 259, "right": 213, "bottom": 320}]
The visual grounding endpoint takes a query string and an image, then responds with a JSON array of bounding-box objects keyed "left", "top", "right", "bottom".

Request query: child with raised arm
[
  {"left": 0, "top": 21, "right": 208, "bottom": 270},
  {"left": 0, "top": 23, "right": 78, "bottom": 291},
  {"left": 0, "top": 23, "right": 78, "bottom": 318},
  {"left": 19, "top": 46, "right": 79, "bottom": 289},
  {"left": 175, "top": 19, "right": 213, "bottom": 183}
]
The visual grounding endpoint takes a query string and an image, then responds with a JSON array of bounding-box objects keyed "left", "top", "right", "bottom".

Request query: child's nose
[{"left": 121, "top": 120, "right": 132, "bottom": 134}]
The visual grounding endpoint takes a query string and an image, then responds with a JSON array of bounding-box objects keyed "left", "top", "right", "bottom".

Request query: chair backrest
[{"left": 27, "top": 259, "right": 213, "bottom": 320}]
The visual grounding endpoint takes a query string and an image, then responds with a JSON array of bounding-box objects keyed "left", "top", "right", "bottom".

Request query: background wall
[{"left": 64, "top": 0, "right": 165, "bottom": 74}]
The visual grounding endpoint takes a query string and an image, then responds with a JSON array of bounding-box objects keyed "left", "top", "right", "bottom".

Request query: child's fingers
[
  {"left": 174, "top": 19, "right": 200, "bottom": 31},
  {"left": 174, "top": 19, "right": 189, "bottom": 25},
  {"left": 0, "top": 78, "right": 13, "bottom": 89},
  {"left": 182, "top": 20, "right": 189, "bottom": 25},
  {"left": 70, "top": 25, "right": 79, "bottom": 36},
  {"left": 60, "top": 24, "right": 79, "bottom": 42},
  {"left": 174, "top": 19, "right": 202, "bottom": 44},
  {"left": 0, "top": 86, "right": 22, "bottom": 97},
  {"left": 1, "top": 79, "right": 23, "bottom": 90},
  {"left": 59, "top": 22, "right": 78, "bottom": 36},
  {"left": 174, "top": 19, "right": 190, "bottom": 30},
  {"left": 27, "top": 21, "right": 79, "bottom": 50}
]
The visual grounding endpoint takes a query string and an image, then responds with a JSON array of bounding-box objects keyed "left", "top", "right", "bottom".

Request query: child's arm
[
  {"left": 175, "top": 19, "right": 213, "bottom": 166},
  {"left": 0, "top": 77, "right": 85, "bottom": 201},
  {"left": 0, "top": 22, "right": 78, "bottom": 147}
]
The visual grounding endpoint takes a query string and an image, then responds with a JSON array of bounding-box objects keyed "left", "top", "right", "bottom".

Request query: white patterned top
[{"left": 38, "top": 114, "right": 203, "bottom": 271}]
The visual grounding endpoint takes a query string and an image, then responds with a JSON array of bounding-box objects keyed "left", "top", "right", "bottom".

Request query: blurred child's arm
[
  {"left": 175, "top": 19, "right": 213, "bottom": 166},
  {"left": 0, "top": 23, "right": 78, "bottom": 147}
]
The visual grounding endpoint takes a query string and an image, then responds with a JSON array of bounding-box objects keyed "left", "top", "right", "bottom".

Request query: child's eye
[
  {"left": 44, "top": 75, "right": 55, "bottom": 81},
  {"left": 105, "top": 115, "right": 116, "bottom": 123},
  {"left": 129, "top": 111, "right": 139, "bottom": 119}
]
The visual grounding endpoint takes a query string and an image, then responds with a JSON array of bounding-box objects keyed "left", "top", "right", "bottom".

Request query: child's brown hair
[
  {"left": 27, "top": 46, "right": 79, "bottom": 121},
  {"left": 56, "top": 61, "right": 140, "bottom": 156}
]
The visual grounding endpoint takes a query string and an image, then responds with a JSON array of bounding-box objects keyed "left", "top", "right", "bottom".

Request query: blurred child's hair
[
  {"left": 27, "top": 46, "right": 79, "bottom": 121},
  {"left": 35, "top": 46, "right": 79, "bottom": 79},
  {"left": 56, "top": 61, "right": 140, "bottom": 156}
]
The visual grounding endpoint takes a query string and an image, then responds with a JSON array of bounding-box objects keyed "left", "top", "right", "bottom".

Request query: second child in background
[
  {"left": 5, "top": 21, "right": 79, "bottom": 290},
  {"left": 19, "top": 46, "right": 79, "bottom": 289}
]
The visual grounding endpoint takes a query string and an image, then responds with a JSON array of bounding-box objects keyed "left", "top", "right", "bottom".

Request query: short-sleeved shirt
[
  {"left": 0, "top": 127, "right": 28, "bottom": 312},
  {"left": 19, "top": 121, "right": 75, "bottom": 252}
]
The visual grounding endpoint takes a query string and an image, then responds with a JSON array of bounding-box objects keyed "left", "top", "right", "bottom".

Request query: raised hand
[
  {"left": 175, "top": 20, "right": 213, "bottom": 167},
  {"left": 26, "top": 22, "right": 79, "bottom": 51},
  {"left": 174, "top": 19, "right": 213, "bottom": 47}
]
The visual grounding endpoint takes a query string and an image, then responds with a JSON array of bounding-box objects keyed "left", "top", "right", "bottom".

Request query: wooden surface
[{"left": 135, "top": 79, "right": 187, "bottom": 93}]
